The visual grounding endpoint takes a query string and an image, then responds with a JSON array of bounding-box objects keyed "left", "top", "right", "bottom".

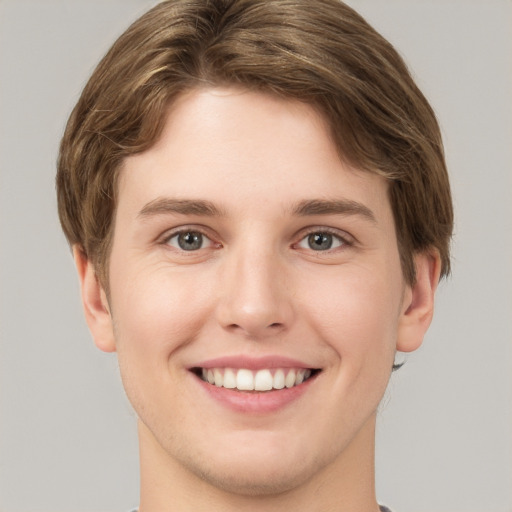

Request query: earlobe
[
  {"left": 396, "top": 250, "right": 441, "bottom": 353},
  {"left": 73, "top": 245, "right": 116, "bottom": 353}
]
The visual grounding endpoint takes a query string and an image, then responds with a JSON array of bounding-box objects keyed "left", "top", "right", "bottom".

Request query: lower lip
[{"left": 193, "top": 373, "right": 317, "bottom": 414}]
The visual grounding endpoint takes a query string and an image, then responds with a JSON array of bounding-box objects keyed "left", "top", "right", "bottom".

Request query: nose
[{"left": 215, "top": 244, "right": 294, "bottom": 339}]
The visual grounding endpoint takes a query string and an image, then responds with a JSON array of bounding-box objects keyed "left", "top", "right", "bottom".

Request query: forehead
[{"left": 118, "top": 87, "right": 390, "bottom": 222}]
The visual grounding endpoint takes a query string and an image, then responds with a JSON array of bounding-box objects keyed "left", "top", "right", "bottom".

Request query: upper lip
[{"left": 189, "top": 355, "right": 318, "bottom": 371}]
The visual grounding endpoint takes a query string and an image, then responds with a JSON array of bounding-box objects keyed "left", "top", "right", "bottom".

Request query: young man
[{"left": 56, "top": 1, "right": 453, "bottom": 510}]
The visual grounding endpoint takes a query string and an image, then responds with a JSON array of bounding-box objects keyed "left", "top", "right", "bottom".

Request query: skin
[{"left": 75, "top": 87, "right": 440, "bottom": 512}]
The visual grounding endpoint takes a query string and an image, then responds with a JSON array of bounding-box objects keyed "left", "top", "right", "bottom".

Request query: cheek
[
  {"left": 109, "top": 264, "right": 218, "bottom": 420},
  {"left": 299, "top": 265, "right": 402, "bottom": 369},
  {"left": 109, "top": 262, "right": 216, "bottom": 362}
]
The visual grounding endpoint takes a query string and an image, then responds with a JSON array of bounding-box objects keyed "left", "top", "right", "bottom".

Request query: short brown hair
[{"left": 57, "top": 0, "right": 453, "bottom": 286}]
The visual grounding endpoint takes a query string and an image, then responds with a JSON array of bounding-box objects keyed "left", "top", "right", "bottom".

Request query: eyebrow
[
  {"left": 291, "top": 199, "right": 376, "bottom": 223},
  {"left": 137, "top": 197, "right": 376, "bottom": 223},
  {"left": 138, "top": 198, "right": 225, "bottom": 218}
]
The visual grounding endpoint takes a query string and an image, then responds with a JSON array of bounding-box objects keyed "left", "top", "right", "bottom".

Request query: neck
[{"left": 138, "top": 414, "right": 380, "bottom": 512}]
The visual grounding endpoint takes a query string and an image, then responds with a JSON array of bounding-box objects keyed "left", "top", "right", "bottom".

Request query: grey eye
[
  {"left": 168, "top": 231, "right": 207, "bottom": 251},
  {"left": 308, "top": 233, "right": 333, "bottom": 250},
  {"left": 298, "top": 232, "right": 344, "bottom": 251}
]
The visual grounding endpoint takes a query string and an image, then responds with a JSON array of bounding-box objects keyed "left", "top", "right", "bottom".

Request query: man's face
[{"left": 86, "top": 88, "right": 424, "bottom": 494}]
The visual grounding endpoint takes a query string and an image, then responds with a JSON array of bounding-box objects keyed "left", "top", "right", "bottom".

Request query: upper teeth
[{"left": 201, "top": 368, "right": 312, "bottom": 391}]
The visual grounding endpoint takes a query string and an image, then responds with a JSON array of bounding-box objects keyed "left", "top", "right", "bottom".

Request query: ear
[
  {"left": 73, "top": 245, "right": 116, "bottom": 353},
  {"left": 396, "top": 250, "right": 442, "bottom": 353}
]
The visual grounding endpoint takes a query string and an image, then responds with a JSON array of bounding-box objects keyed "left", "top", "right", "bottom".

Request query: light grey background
[{"left": 0, "top": 1, "right": 511, "bottom": 511}]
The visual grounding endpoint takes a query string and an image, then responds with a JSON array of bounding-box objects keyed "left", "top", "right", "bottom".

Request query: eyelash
[
  {"left": 160, "top": 226, "right": 354, "bottom": 253},
  {"left": 161, "top": 226, "right": 219, "bottom": 252},
  {"left": 294, "top": 227, "right": 354, "bottom": 253}
]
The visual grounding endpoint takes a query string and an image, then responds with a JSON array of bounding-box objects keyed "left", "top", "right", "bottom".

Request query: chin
[
  {"left": 188, "top": 456, "right": 315, "bottom": 497},
  {"left": 169, "top": 431, "right": 332, "bottom": 498}
]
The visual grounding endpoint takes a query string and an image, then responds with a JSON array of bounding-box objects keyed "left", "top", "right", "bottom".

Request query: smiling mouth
[{"left": 192, "top": 367, "right": 320, "bottom": 392}]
